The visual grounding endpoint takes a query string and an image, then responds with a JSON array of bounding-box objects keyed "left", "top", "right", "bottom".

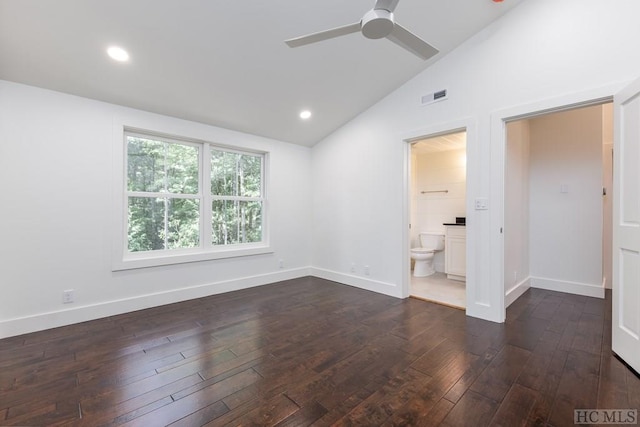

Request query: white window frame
[{"left": 112, "top": 127, "right": 271, "bottom": 271}]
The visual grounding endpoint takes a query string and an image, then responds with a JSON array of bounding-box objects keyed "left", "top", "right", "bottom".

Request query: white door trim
[{"left": 401, "top": 118, "right": 477, "bottom": 314}]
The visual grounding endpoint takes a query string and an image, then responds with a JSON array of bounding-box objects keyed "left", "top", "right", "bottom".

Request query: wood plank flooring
[{"left": 0, "top": 277, "right": 638, "bottom": 426}]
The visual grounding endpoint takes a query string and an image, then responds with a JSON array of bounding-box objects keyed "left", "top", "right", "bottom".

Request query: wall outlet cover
[
  {"left": 62, "top": 289, "right": 74, "bottom": 304},
  {"left": 474, "top": 198, "right": 489, "bottom": 210}
]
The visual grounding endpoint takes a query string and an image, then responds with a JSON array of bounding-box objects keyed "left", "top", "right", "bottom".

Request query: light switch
[
  {"left": 475, "top": 198, "right": 489, "bottom": 210},
  {"left": 560, "top": 184, "right": 569, "bottom": 193}
]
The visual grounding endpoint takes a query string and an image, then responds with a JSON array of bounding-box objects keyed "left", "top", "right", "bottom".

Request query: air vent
[{"left": 421, "top": 89, "right": 448, "bottom": 106}]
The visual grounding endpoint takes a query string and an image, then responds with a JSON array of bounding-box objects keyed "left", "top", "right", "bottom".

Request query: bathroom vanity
[{"left": 444, "top": 224, "right": 466, "bottom": 281}]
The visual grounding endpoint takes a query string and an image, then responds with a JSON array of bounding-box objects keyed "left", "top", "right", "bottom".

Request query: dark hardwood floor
[{"left": 1, "top": 277, "right": 638, "bottom": 426}]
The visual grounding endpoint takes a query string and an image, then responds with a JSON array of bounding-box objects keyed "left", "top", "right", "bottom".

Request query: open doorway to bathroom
[{"left": 409, "top": 131, "right": 467, "bottom": 308}]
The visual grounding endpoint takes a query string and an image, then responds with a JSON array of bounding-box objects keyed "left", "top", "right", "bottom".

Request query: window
[
  {"left": 120, "top": 130, "right": 268, "bottom": 268},
  {"left": 127, "top": 135, "right": 200, "bottom": 252},
  {"left": 210, "top": 149, "right": 263, "bottom": 245}
]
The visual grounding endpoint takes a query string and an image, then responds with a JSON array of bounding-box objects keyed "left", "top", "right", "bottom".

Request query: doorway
[
  {"left": 504, "top": 102, "right": 613, "bottom": 306},
  {"left": 409, "top": 131, "right": 467, "bottom": 308}
]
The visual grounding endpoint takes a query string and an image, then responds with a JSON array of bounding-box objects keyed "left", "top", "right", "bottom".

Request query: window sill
[{"left": 112, "top": 244, "right": 273, "bottom": 271}]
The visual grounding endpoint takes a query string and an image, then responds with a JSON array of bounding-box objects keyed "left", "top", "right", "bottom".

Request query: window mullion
[
  {"left": 127, "top": 191, "right": 199, "bottom": 199},
  {"left": 211, "top": 195, "right": 263, "bottom": 202},
  {"left": 163, "top": 143, "right": 169, "bottom": 250},
  {"left": 202, "top": 143, "right": 212, "bottom": 249},
  {"left": 260, "top": 154, "right": 267, "bottom": 246}
]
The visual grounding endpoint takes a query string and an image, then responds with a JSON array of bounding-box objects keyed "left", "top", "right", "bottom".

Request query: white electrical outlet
[
  {"left": 278, "top": 259, "right": 284, "bottom": 269},
  {"left": 62, "top": 289, "right": 74, "bottom": 304},
  {"left": 364, "top": 265, "right": 370, "bottom": 276},
  {"left": 350, "top": 263, "right": 356, "bottom": 273}
]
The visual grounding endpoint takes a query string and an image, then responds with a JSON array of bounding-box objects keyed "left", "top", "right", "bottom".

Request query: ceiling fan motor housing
[{"left": 361, "top": 9, "right": 395, "bottom": 39}]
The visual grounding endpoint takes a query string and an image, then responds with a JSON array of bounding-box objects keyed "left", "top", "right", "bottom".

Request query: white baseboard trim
[
  {"left": 309, "top": 267, "right": 401, "bottom": 298},
  {"left": 0, "top": 267, "right": 311, "bottom": 339},
  {"left": 505, "top": 277, "right": 531, "bottom": 308},
  {"left": 530, "top": 276, "right": 605, "bottom": 299}
]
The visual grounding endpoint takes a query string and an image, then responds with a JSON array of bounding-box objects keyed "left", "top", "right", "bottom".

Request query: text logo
[{"left": 574, "top": 409, "right": 638, "bottom": 425}]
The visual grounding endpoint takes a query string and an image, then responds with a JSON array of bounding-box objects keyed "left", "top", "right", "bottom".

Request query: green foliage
[
  {"left": 212, "top": 200, "right": 262, "bottom": 245},
  {"left": 126, "top": 136, "right": 263, "bottom": 252},
  {"left": 127, "top": 137, "right": 198, "bottom": 194},
  {"left": 211, "top": 150, "right": 261, "bottom": 197},
  {"left": 128, "top": 197, "right": 165, "bottom": 252}
]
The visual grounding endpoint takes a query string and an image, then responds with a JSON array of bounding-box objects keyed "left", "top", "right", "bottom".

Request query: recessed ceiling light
[
  {"left": 107, "top": 46, "right": 129, "bottom": 62},
  {"left": 299, "top": 110, "right": 312, "bottom": 119}
]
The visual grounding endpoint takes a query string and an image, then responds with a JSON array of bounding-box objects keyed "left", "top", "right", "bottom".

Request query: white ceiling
[
  {"left": 0, "top": 0, "right": 524, "bottom": 147},
  {"left": 413, "top": 131, "right": 467, "bottom": 154}
]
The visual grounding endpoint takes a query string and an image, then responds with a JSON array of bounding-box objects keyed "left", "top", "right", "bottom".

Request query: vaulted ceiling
[{"left": 0, "top": 0, "right": 524, "bottom": 146}]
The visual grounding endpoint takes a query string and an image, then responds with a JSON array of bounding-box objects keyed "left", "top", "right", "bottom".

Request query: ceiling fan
[{"left": 285, "top": 0, "right": 439, "bottom": 60}]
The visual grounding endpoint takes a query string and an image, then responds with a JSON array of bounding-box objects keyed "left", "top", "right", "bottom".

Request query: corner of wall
[
  {"left": 505, "top": 276, "right": 531, "bottom": 308},
  {"left": 309, "top": 267, "right": 403, "bottom": 299}
]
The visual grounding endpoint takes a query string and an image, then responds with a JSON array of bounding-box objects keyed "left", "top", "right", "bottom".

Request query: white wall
[
  {"left": 414, "top": 148, "right": 466, "bottom": 235},
  {"left": 528, "top": 105, "right": 604, "bottom": 297},
  {"left": 0, "top": 81, "right": 312, "bottom": 338},
  {"left": 505, "top": 121, "right": 530, "bottom": 306},
  {"left": 410, "top": 151, "right": 419, "bottom": 245},
  {"left": 311, "top": 0, "right": 640, "bottom": 320}
]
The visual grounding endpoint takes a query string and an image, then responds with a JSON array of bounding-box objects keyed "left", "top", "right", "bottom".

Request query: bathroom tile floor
[{"left": 410, "top": 272, "right": 466, "bottom": 309}]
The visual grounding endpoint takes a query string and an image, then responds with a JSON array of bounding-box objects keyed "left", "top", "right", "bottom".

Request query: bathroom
[{"left": 410, "top": 131, "right": 467, "bottom": 308}]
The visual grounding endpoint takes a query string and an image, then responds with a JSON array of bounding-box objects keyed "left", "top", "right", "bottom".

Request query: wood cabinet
[{"left": 445, "top": 226, "right": 466, "bottom": 281}]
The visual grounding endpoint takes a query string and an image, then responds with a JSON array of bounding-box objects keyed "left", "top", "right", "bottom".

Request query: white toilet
[{"left": 411, "top": 232, "right": 445, "bottom": 277}]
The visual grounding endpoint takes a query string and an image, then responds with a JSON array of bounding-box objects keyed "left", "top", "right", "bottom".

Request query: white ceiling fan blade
[
  {"left": 374, "top": 0, "right": 400, "bottom": 12},
  {"left": 387, "top": 23, "right": 439, "bottom": 60},
  {"left": 285, "top": 22, "right": 361, "bottom": 48}
]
